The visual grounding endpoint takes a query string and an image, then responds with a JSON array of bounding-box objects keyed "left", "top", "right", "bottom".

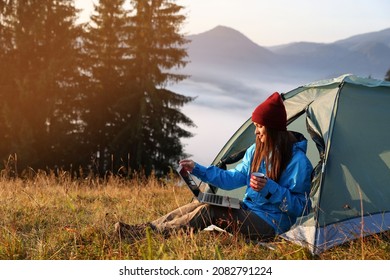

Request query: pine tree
[
  {"left": 83, "top": 0, "right": 194, "bottom": 176},
  {"left": 117, "top": 0, "right": 194, "bottom": 175},
  {"left": 81, "top": 0, "right": 131, "bottom": 175},
  {"left": 1, "top": 0, "right": 194, "bottom": 176},
  {"left": 0, "top": 1, "right": 17, "bottom": 163},
  {"left": 0, "top": 0, "right": 83, "bottom": 172}
]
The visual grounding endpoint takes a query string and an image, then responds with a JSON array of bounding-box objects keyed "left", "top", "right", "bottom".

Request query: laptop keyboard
[{"left": 202, "top": 193, "right": 223, "bottom": 205}]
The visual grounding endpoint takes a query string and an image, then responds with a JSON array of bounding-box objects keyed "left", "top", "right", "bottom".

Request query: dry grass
[{"left": 0, "top": 171, "right": 388, "bottom": 260}]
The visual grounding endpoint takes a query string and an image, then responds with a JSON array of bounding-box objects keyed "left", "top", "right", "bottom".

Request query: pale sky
[{"left": 76, "top": 0, "right": 390, "bottom": 46}]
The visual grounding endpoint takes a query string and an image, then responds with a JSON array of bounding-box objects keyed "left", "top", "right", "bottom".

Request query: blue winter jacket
[{"left": 191, "top": 134, "right": 313, "bottom": 234}]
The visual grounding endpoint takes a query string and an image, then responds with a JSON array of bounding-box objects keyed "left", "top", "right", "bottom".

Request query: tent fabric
[
  {"left": 207, "top": 74, "right": 390, "bottom": 255},
  {"left": 282, "top": 75, "right": 390, "bottom": 254}
]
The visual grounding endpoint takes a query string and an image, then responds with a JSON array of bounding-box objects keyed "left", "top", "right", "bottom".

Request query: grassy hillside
[{"left": 0, "top": 172, "right": 388, "bottom": 260}]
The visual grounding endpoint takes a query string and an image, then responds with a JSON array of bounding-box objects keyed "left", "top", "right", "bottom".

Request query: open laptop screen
[{"left": 177, "top": 166, "right": 200, "bottom": 197}]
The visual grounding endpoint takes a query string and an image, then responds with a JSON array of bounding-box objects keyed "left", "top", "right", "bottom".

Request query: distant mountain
[
  {"left": 174, "top": 25, "right": 390, "bottom": 109},
  {"left": 268, "top": 28, "right": 390, "bottom": 79},
  {"left": 185, "top": 26, "right": 281, "bottom": 81},
  {"left": 334, "top": 28, "right": 390, "bottom": 49},
  {"left": 184, "top": 25, "right": 390, "bottom": 81},
  {"left": 187, "top": 26, "right": 276, "bottom": 66}
]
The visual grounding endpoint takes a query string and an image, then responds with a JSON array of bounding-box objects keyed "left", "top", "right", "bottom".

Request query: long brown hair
[{"left": 250, "top": 127, "right": 294, "bottom": 182}]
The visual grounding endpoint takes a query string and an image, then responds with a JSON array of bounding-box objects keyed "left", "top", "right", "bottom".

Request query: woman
[{"left": 116, "top": 92, "right": 313, "bottom": 241}]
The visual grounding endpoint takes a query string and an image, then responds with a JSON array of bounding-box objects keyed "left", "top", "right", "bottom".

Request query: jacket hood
[{"left": 291, "top": 131, "right": 308, "bottom": 155}]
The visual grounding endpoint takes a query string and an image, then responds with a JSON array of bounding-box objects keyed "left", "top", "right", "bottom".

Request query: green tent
[{"left": 206, "top": 74, "right": 390, "bottom": 255}]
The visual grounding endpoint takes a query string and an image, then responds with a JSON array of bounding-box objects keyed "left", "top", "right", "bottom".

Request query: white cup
[{"left": 252, "top": 172, "right": 265, "bottom": 178}]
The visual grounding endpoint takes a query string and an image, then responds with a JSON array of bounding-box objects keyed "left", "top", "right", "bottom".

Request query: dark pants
[{"left": 151, "top": 200, "right": 275, "bottom": 241}]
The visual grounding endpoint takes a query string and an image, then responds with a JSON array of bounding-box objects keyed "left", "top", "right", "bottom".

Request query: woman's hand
[
  {"left": 249, "top": 174, "right": 267, "bottom": 192},
  {"left": 179, "top": 159, "right": 195, "bottom": 172}
]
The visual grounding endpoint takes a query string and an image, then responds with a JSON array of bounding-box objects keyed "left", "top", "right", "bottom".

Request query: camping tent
[{"left": 206, "top": 74, "right": 390, "bottom": 255}]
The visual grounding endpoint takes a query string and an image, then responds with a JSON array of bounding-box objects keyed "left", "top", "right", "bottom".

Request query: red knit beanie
[{"left": 251, "top": 92, "right": 287, "bottom": 131}]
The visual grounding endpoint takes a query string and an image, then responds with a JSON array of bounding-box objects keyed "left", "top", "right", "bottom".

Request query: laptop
[{"left": 176, "top": 165, "right": 241, "bottom": 209}]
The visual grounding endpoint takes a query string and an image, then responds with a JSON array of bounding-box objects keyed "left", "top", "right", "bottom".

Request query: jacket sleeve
[
  {"left": 258, "top": 151, "right": 313, "bottom": 217},
  {"left": 191, "top": 145, "right": 255, "bottom": 190}
]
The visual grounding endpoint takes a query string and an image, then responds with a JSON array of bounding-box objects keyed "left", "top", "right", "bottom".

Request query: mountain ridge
[{"left": 183, "top": 25, "right": 390, "bottom": 83}]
